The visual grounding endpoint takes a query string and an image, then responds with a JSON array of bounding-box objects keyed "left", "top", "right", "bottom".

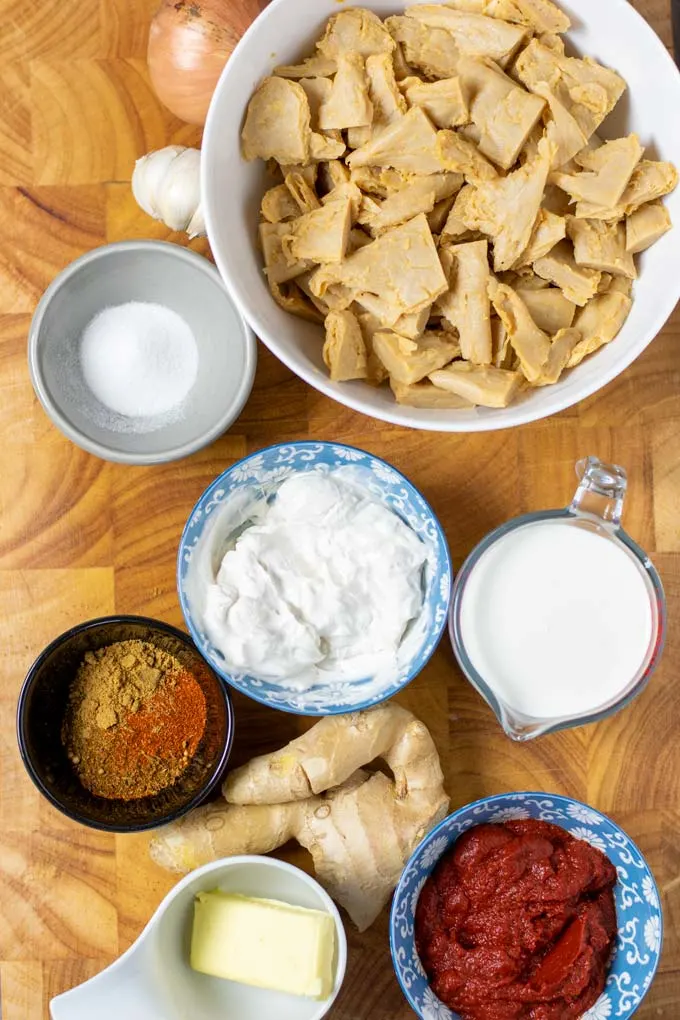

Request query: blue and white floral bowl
[
  {"left": 177, "top": 441, "right": 452, "bottom": 715},
  {"left": 390, "top": 792, "right": 662, "bottom": 1020}
]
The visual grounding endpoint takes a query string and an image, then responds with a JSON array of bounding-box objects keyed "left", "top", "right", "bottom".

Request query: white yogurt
[
  {"left": 459, "top": 520, "right": 654, "bottom": 720},
  {"left": 202, "top": 472, "right": 428, "bottom": 689}
]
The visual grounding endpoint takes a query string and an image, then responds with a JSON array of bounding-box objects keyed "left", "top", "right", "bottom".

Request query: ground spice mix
[{"left": 61, "top": 639, "right": 207, "bottom": 800}]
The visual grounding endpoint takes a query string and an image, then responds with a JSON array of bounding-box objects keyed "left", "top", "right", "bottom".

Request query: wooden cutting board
[{"left": 0, "top": 1, "right": 678, "bottom": 1017}]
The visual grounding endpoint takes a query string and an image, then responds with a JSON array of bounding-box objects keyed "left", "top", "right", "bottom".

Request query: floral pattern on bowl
[
  {"left": 390, "top": 792, "right": 663, "bottom": 1020},
  {"left": 177, "top": 441, "right": 452, "bottom": 715}
]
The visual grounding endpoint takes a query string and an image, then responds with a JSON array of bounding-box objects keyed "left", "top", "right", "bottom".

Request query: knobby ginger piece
[
  {"left": 391, "top": 378, "right": 474, "bottom": 407},
  {"left": 515, "top": 286, "right": 576, "bottom": 333},
  {"left": 405, "top": 6, "right": 528, "bottom": 67},
  {"left": 402, "top": 76, "right": 469, "bottom": 129},
  {"left": 242, "top": 78, "right": 311, "bottom": 164},
  {"left": 373, "top": 330, "right": 460, "bottom": 384},
  {"left": 453, "top": 137, "right": 552, "bottom": 271},
  {"left": 285, "top": 171, "right": 321, "bottom": 215},
  {"left": 275, "top": 55, "right": 338, "bottom": 79},
  {"left": 515, "top": 39, "right": 626, "bottom": 140},
  {"left": 282, "top": 198, "right": 352, "bottom": 265},
  {"left": 323, "top": 310, "right": 368, "bottom": 381},
  {"left": 429, "top": 363, "right": 523, "bottom": 406},
  {"left": 553, "top": 134, "right": 644, "bottom": 208},
  {"left": 514, "top": 209, "right": 566, "bottom": 268},
  {"left": 491, "top": 282, "right": 552, "bottom": 382},
  {"left": 310, "top": 214, "right": 448, "bottom": 323},
  {"left": 568, "top": 290, "right": 633, "bottom": 366},
  {"left": 386, "top": 16, "right": 461, "bottom": 79},
  {"left": 437, "top": 129, "right": 498, "bottom": 184},
  {"left": 437, "top": 240, "right": 492, "bottom": 364},
  {"left": 533, "top": 240, "right": 601, "bottom": 305},
  {"left": 261, "top": 184, "right": 300, "bottom": 223},
  {"left": 457, "top": 57, "right": 546, "bottom": 170},
  {"left": 534, "top": 327, "right": 582, "bottom": 385},
  {"left": 567, "top": 218, "right": 637, "bottom": 279},
  {"left": 319, "top": 54, "right": 373, "bottom": 131},
  {"left": 347, "top": 107, "right": 444, "bottom": 174},
  {"left": 576, "top": 160, "right": 679, "bottom": 220},
  {"left": 318, "top": 8, "right": 395, "bottom": 59},
  {"left": 485, "top": 0, "right": 570, "bottom": 33},
  {"left": 625, "top": 201, "right": 672, "bottom": 254},
  {"left": 260, "top": 223, "right": 313, "bottom": 284}
]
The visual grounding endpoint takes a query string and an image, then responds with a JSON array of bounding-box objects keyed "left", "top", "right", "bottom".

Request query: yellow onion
[{"left": 148, "top": 0, "right": 267, "bottom": 126}]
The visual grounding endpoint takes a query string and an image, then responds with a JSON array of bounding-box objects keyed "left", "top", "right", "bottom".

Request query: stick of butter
[{"left": 190, "top": 891, "right": 336, "bottom": 1000}]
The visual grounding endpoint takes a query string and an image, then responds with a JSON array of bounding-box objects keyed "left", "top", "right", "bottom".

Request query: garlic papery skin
[{"left": 132, "top": 146, "right": 206, "bottom": 238}]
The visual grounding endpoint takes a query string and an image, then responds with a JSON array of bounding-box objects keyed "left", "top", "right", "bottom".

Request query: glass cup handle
[{"left": 570, "top": 456, "right": 627, "bottom": 529}]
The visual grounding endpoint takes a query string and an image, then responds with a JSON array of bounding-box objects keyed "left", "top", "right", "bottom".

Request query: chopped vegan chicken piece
[
  {"left": 310, "top": 214, "right": 448, "bottom": 322},
  {"left": 428, "top": 195, "right": 458, "bottom": 232},
  {"left": 553, "top": 134, "right": 644, "bottom": 208},
  {"left": 359, "top": 178, "right": 439, "bottom": 234},
  {"left": 453, "top": 137, "right": 553, "bottom": 271},
  {"left": 515, "top": 39, "right": 626, "bottom": 140},
  {"left": 386, "top": 16, "right": 461, "bottom": 79},
  {"left": 625, "top": 202, "right": 672, "bottom": 254},
  {"left": 322, "top": 182, "right": 363, "bottom": 218},
  {"left": 285, "top": 171, "right": 321, "bottom": 214},
  {"left": 242, "top": 77, "right": 311, "bottom": 165},
  {"left": 350, "top": 165, "right": 414, "bottom": 198},
  {"left": 317, "top": 8, "right": 395, "bottom": 59},
  {"left": 441, "top": 207, "right": 477, "bottom": 243},
  {"left": 355, "top": 294, "right": 432, "bottom": 338},
  {"left": 348, "top": 227, "right": 374, "bottom": 252},
  {"left": 323, "top": 310, "right": 369, "bottom": 381},
  {"left": 429, "top": 363, "right": 523, "bottom": 406},
  {"left": 532, "top": 83, "right": 587, "bottom": 169},
  {"left": 575, "top": 160, "right": 679, "bottom": 219},
  {"left": 392, "top": 378, "right": 474, "bottom": 407},
  {"left": 347, "top": 107, "right": 445, "bottom": 174},
  {"left": 568, "top": 290, "right": 632, "bottom": 366},
  {"left": 514, "top": 209, "right": 566, "bottom": 268},
  {"left": 366, "top": 53, "right": 408, "bottom": 126},
  {"left": 281, "top": 198, "right": 352, "bottom": 264},
  {"left": 485, "top": 0, "right": 570, "bottom": 33},
  {"left": 356, "top": 311, "right": 390, "bottom": 384},
  {"left": 437, "top": 129, "right": 498, "bottom": 183},
  {"left": 515, "top": 286, "right": 576, "bottom": 333},
  {"left": 457, "top": 57, "right": 546, "bottom": 170},
  {"left": 296, "top": 271, "right": 332, "bottom": 316},
  {"left": 436, "top": 240, "right": 492, "bottom": 364},
  {"left": 310, "top": 133, "right": 347, "bottom": 161},
  {"left": 608, "top": 276, "right": 633, "bottom": 297},
  {"left": 260, "top": 222, "right": 313, "bottom": 284},
  {"left": 534, "top": 327, "right": 581, "bottom": 384},
  {"left": 402, "top": 76, "right": 469, "bottom": 129},
  {"left": 567, "top": 218, "right": 637, "bottom": 279},
  {"left": 492, "top": 317, "right": 512, "bottom": 369},
  {"left": 392, "top": 41, "right": 414, "bottom": 80},
  {"left": 261, "top": 184, "right": 300, "bottom": 223},
  {"left": 269, "top": 280, "right": 324, "bottom": 324},
  {"left": 318, "top": 54, "right": 373, "bottom": 131},
  {"left": 404, "top": 6, "right": 528, "bottom": 67},
  {"left": 490, "top": 282, "right": 552, "bottom": 382},
  {"left": 373, "top": 330, "right": 460, "bottom": 384},
  {"left": 275, "top": 55, "right": 338, "bottom": 79},
  {"left": 319, "top": 160, "right": 350, "bottom": 192},
  {"left": 533, "top": 239, "right": 601, "bottom": 305},
  {"left": 299, "top": 77, "right": 333, "bottom": 127}
]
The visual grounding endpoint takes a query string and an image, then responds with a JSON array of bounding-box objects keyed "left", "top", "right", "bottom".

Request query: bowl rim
[
  {"left": 176, "top": 439, "right": 453, "bottom": 715},
  {"left": 202, "top": 0, "right": 680, "bottom": 433},
  {"left": 27, "top": 239, "right": 258, "bottom": 465},
  {"left": 389, "top": 790, "right": 664, "bottom": 1020},
  {"left": 16, "top": 613, "right": 235, "bottom": 833}
]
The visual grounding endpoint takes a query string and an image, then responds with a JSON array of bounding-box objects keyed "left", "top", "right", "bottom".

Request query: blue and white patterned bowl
[
  {"left": 177, "top": 441, "right": 452, "bottom": 715},
  {"left": 390, "top": 792, "right": 662, "bottom": 1020}
]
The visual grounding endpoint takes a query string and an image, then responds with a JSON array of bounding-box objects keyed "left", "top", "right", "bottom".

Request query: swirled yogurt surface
[{"left": 201, "top": 472, "right": 428, "bottom": 689}]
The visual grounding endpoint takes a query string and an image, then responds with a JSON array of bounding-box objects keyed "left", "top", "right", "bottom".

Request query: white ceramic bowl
[
  {"left": 202, "top": 0, "right": 680, "bottom": 433},
  {"left": 50, "top": 856, "right": 347, "bottom": 1020}
]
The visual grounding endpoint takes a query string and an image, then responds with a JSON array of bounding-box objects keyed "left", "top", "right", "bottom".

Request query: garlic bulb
[{"left": 132, "top": 146, "right": 206, "bottom": 238}]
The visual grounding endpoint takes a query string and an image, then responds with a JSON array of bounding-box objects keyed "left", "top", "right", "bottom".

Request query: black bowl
[{"left": 17, "top": 615, "right": 234, "bottom": 832}]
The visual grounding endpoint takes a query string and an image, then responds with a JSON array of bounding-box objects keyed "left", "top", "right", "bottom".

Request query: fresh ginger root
[{"left": 149, "top": 704, "right": 449, "bottom": 931}]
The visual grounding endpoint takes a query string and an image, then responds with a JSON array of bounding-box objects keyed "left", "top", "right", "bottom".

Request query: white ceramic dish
[
  {"left": 50, "top": 856, "right": 347, "bottom": 1020},
  {"left": 202, "top": 0, "right": 680, "bottom": 433}
]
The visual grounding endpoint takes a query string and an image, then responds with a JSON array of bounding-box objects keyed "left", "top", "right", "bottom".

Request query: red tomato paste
[{"left": 415, "top": 819, "right": 617, "bottom": 1020}]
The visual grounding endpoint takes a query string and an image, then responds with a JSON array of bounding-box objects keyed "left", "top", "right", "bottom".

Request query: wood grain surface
[{"left": 0, "top": 2, "right": 679, "bottom": 1017}]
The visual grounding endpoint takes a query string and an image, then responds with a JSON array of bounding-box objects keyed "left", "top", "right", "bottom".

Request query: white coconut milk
[{"left": 459, "top": 519, "right": 655, "bottom": 720}]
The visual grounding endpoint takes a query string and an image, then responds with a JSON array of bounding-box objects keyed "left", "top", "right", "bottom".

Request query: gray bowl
[{"left": 28, "top": 241, "right": 257, "bottom": 465}]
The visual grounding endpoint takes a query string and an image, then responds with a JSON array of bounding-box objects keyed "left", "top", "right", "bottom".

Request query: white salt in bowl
[
  {"left": 202, "top": 0, "right": 680, "bottom": 432},
  {"left": 29, "top": 241, "right": 256, "bottom": 464}
]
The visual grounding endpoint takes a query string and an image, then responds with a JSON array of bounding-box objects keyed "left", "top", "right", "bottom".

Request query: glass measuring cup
[{"left": 449, "top": 457, "right": 666, "bottom": 741}]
